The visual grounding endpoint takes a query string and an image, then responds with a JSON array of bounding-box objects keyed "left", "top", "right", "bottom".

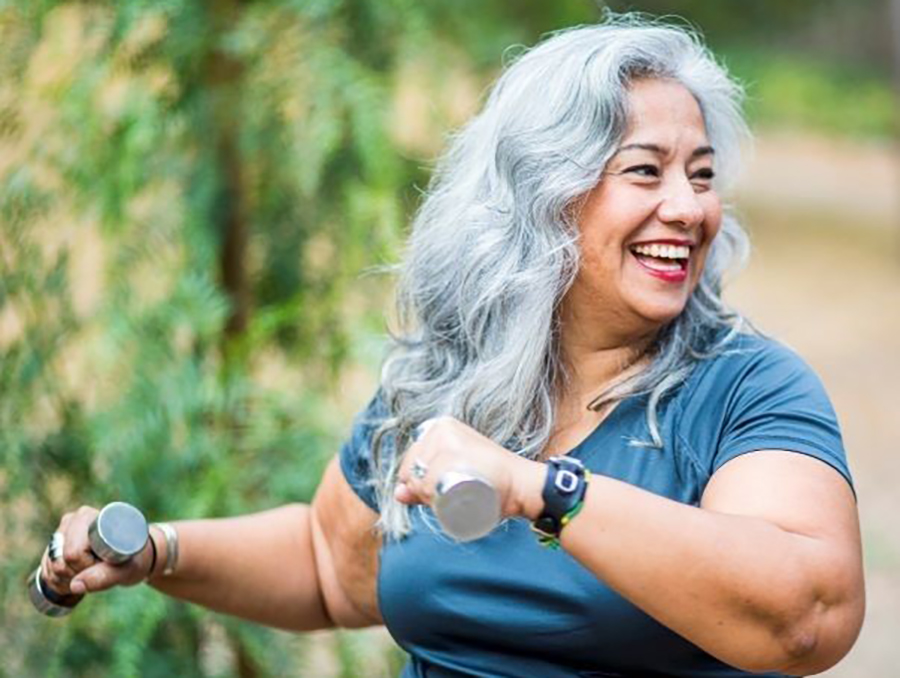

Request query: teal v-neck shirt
[{"left": 339, "top": 333, "right": 854, "bottom": 677}]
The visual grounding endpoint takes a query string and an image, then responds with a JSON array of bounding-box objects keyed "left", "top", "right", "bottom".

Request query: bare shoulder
[{"left": 310, "top": 456, "right": 383, "bottom": 627}]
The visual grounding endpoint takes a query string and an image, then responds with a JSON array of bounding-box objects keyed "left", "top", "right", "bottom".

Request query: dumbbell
[{"left": 29, "top": 502, "right": 148, "bottom": 617}]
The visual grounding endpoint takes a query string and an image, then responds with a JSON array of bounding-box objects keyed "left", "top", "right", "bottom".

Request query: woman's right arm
[{"left": 44, "top": 457, "right": 382, "bottom": 632}]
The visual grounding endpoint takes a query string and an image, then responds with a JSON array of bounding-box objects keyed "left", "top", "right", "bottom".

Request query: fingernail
[{"left": 70, "top": 580, "right": 85, "bottom": 595}]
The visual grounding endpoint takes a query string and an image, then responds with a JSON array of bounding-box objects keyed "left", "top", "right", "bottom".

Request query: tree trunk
[
  {"left": 206, "top": 1, "right": 258, "bottom": 675},
  {"left": 205, "top": 0, "right": 250, "bottom": 347}
]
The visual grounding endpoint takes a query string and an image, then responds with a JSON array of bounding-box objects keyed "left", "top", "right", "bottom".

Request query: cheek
[
  {"left": 705, "top": 205, "right": 723, "bottom": 240},
  {"left": 693, "top": 204, "right": 724, "bottom": 279},
  {"left": 703, "top": 194, "right": 723, "bottom": 235}
]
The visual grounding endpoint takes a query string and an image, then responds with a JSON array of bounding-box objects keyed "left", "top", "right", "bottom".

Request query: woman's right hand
[{"left": 42, "top": 506, "right": 154, "bottom": 597}]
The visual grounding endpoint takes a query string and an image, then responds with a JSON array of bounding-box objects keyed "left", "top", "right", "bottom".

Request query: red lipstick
[
  {"left": 628, "top": 239, "right": 692, "bottom": 284},
  {"left": 633, "top": 256, "right": 688, "bottom": 283}
]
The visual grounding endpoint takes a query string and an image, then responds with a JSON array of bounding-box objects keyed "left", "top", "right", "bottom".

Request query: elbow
[
  {"left": 770, "top": 594, "right": 865, "bottom": 676},
  {"left": 758, "top": 542, "right": 866, "bottom": 676},
  {"left": 725, "top": 585, "right": 865, "bottom": 676}
]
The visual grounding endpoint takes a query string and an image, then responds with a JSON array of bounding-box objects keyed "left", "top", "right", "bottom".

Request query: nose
[{"left": 656, "top": 177, "right": 705, "bottom": 229}]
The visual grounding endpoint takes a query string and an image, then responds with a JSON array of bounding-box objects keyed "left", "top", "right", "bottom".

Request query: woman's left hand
[{"left": 395, "top": 416, "right": 544, "bottom": 520}]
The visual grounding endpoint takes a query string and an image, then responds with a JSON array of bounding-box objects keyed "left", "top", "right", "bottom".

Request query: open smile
[{"left": 628, "top": 241, "right": 692, "bottom": 283}]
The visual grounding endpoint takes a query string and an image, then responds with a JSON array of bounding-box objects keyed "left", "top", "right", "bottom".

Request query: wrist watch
[{"left": 531, "top": 456, "right": 589, "bottom": 541}]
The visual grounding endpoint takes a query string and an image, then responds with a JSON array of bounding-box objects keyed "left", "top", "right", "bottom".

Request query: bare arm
[
  {"left": 145, "top": 504, "right": 332, "bottom": 631},
  {"left": 397, "top": 418, "right": 865, "bottom": 674},
  {"left": 515, "top": 450, "right": 865, "bottom": 674},
  {"left": 51, "top": 458, "right": 382, "bottom": 632}
]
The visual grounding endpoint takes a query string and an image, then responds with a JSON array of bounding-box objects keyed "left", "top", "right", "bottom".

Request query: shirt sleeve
[
  {"left": 338, "top": 389, "right": 391, "bottom": 512},
  {"left": 712, "top": 340, "right": 855, "bottom": 497}
]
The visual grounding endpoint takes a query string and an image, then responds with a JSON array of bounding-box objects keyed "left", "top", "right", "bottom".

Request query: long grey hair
[{"left": 372, "top": 13, "right": 752, "bottom": 537}]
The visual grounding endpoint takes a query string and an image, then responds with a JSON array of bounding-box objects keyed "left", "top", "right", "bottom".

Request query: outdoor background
[{"left": 1, "top": 0, "right": 897, "bottom": 676}]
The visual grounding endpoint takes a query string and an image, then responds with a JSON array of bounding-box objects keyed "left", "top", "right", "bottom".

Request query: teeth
[{"left": 631, "top": 244, "right": 691, "bottom": 259}]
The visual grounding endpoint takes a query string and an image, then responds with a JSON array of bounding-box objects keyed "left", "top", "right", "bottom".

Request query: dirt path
[
  {"left": 737, "top": 129, "right": 900, "bottom": 227},
  {"left": 729, "top": 127, "right": 899, "bottom": 676}
]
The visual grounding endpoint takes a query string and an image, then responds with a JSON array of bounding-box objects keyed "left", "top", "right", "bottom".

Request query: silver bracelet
[{"left": 152, "top": 522, "right": 179, "bottom": 576}]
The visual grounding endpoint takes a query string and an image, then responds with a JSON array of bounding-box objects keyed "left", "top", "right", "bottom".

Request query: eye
[
  {"left": 690, "top": 168, "right": 716, "bottom": 192},
  {"left": 624, "top": 164, "right": 660, "bottom": 178}
]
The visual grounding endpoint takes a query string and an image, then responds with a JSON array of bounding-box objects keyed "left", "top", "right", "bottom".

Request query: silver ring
[
  {"left": 48, "top": 532, "right": 64, "bottom": 562},
  {"left": 411, "top": 458, "right": 429, "bottom": 480}
]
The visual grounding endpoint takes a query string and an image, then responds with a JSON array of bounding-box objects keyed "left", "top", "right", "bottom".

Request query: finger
[
  {"left": 413, "top": 418, "right": 437, "bottom": 442},
  {"left": 41, "top": 549, "right": 75, "bottom": 596},
  {"left": 400, "top": 465, "right": 439, "bottom": 505},
  {"left": 395, "top": 481, "right": 435, "bottom": 506},
  {"left": 70, "top": 561, "right": 130, "bottom": 595},
  {"left": 62, "top": 506, "right": 100, "bottom": 573},
  {"left": 45, "top": 547, "right": 75, "bottom": 581},
  {"left": 45, "top": 539, "right": 77, "bottom": 581},
  {"left": 398, "top": 444, "right": 425, "bottom": 483},
  {"left": 394, "top": 482, "right": 416, "bottom": 505}
]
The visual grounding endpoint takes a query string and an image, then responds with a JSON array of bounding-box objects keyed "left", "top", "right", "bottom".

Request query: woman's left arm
[
  {"left": 525, "top": 449, "right": 865, "bottom": 675},
  {"left": 398, "top": 420, "right": 865, "bottom": 675}
]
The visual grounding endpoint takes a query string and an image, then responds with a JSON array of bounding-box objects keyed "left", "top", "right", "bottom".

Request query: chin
[{"left": 633, "top": 298, "right": 689, "bottom": 327}]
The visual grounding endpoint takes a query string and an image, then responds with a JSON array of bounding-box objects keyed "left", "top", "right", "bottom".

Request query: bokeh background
[{"left": 1, "top": 1, "right": 897, "bottom": 676}]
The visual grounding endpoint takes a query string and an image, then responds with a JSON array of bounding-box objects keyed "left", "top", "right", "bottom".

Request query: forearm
[
  {"left": 148, "top": 504, "right": 333, "bottom": 632},
  {"left": 555, "top": 475, "right": 848, "bottom": 673}
]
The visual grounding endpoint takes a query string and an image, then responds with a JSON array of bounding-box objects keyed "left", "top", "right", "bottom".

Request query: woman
[{"left": 42, "top": 15, "right": 864, "bottom": 677}]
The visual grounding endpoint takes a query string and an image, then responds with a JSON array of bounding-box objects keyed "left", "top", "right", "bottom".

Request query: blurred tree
[
  {"left": 602, "top": 0, "right": 890, "bottom": 65},
  {"left": 2, "top": 1, "right": 893, "bottom": 676},
  {"left": 0, "top": 1, "right": 598, "bottom": 677}
]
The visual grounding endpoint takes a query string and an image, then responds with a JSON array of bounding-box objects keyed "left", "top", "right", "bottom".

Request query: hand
[
  {"left": 42, "top": 506, "right": 155, "bottom": 597},
  {"left": 395, "top": 416, "right": 546, "bottom": 520}
]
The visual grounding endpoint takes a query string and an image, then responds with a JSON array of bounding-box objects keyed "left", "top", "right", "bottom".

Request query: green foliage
[
  {"left": 726, "top": 49, "right": 897, "bottom": 140},
  {"left": 605, "top": 0, "right": 897, "bottom": 140},
  {"left": 0, "top": 1, "right": 604, "bottom": 676},
  {"left": 605, "top": 0, "right": 824, "bottom": 37},
  {"left": 1, "top": 1, "right": 892, "bottom": 676}
]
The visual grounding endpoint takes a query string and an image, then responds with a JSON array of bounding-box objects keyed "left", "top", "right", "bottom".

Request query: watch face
[{"left": 554, "top": 469, "right": 580, "bottom": 494}]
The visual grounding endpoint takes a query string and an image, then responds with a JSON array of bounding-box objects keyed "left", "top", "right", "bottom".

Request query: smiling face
[{"left": 561, "top": 78, "right": 723, "bottom": 348}]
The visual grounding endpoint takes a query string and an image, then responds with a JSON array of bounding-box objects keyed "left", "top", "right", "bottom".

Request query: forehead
[{"left": 621, "top": 79, "right": 709, "bottom": 146}]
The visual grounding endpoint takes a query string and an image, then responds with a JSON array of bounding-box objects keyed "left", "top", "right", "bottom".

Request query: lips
[{"left": 628, "top": 240, "right": 693, "bottom": 283}]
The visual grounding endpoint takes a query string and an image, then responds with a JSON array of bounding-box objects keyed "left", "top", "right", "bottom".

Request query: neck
[
  {"left": 557, "top": 308, "right": 657, "bottom": 410},
  {"left": 561, "top": 338, "right": 652, "bottom": 408}
]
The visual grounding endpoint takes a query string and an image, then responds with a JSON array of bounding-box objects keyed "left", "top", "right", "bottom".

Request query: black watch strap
[{"left": 531, "top": 456, "right": 589, "bottom": 540}]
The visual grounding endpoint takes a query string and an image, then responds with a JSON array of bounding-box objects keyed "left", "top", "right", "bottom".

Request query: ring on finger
[
  {"left": 48, "top": 532, "right": 65, "bottom": 562},
  {"left": 411, "top": 458, "right": 429, "bottom": 480}
]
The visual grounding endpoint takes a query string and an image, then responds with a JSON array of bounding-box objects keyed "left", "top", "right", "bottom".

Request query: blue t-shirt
[{"left": 339, "top": 333, "right": 854, "bottom": 678}]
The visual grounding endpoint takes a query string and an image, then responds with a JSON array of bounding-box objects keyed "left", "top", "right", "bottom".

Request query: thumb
[{"left": 70, "top": 562, "right": 127, "bottom": 595}]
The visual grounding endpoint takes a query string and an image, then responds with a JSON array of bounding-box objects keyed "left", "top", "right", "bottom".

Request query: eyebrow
[{"left": 615, "top": 143, "right": 715, "bottom": 159}]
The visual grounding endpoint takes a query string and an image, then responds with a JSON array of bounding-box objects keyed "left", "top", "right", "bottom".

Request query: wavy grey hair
[{"left": 371, "top": 13, "right": 752, "bottom": 537}]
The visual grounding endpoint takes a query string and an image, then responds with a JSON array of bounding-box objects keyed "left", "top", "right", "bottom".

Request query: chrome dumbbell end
[
  {"left": 29, "top": 502, "right": 148, "bottom": 618},
  {"left": 87, "top": 502, "right": 148, "bottom": 564},
  {"left": 433, "top": 471, "right": 501, "bottom": 542},
  {"left": 28, "top": 564, "right": 82, "bottom": 617}
]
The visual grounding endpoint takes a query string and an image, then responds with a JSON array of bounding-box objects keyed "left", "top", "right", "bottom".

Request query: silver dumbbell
[
  {"left": 412, "top": 420, "right": 502, "bottom": 542},
  {"left": 433, "top": 471, "right": 501, "bottom": 542},
  {"left": 29, "top": 502, "right": 148, "bottom": 617}
]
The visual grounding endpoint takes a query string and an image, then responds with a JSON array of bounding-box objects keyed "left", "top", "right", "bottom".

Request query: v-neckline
[{"left": 542, "top": 395, "right": 636, "bottom": 460}]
